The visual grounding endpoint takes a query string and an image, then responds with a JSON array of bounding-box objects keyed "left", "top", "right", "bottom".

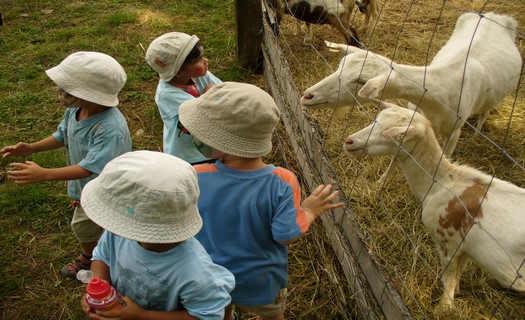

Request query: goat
[
  {"left": 301, "top": 12, "right": 521, "bottom": 156},
  {"left": 269, "top": 0, "right": 360, "bottom": 47},
  {"left": 344, "top": 101, "right": 525, "bottom": 307}
]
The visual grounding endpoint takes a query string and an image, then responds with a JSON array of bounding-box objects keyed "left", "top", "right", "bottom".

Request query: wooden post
[{"left": 234, "top": 0, "right": 263, "bottom": 72}]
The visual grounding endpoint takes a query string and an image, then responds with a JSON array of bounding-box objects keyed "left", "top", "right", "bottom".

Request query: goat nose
[
  {"left": 344, "top": 137, "right": 353, "bottom": 145},
  {"left": 302, "top": 93, "right": 313, "bottom": 100}
]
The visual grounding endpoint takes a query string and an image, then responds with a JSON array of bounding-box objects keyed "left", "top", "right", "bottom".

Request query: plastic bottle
[{"left": 77, "top": 270, "right": 125, "bottom": 313}]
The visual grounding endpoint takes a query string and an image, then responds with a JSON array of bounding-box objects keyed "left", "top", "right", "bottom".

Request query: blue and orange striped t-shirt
[{"left": 194, "top": 160, "right": 308, "bottom": 306}]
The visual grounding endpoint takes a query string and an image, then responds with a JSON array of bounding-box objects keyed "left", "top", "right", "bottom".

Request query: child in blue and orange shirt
[{"left": 179, "top": 82, "right": 345, "bottom": 319}]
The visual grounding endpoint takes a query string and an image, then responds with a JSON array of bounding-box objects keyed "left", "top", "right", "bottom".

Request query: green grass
[{"left": 0, "top": 1, "right": 260, "bottom": 318}]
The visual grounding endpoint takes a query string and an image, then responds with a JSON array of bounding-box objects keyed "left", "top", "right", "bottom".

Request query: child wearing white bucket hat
[
  {"left": 80, "top": 150, "right": 235, "bottom": 319},
  {"left": 179, "top": 82, "right": 345, "bottom": 319},
  {"left": 0, "top": 51, "right": 132, "bottom": 279},
  {"left": 145, "top": 31, "right": 222, "bottom": 164}
]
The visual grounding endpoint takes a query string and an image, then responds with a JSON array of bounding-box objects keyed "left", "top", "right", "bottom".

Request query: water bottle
[{"left": 77, "top": 270, "right": 125, "bottom": 313}]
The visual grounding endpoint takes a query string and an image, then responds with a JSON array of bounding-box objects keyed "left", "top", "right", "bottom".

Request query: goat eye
[{"left": 357, "top": 79, "right": 367, "bottom": 85}]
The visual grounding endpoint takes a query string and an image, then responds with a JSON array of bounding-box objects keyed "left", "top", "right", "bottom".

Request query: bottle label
[{"left": 86, "top": 289, "right": 125, "bottom": 312}]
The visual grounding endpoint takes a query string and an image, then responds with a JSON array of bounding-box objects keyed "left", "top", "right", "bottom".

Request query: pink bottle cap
[{"left": 86, "top": 278, "right": 111, "bottom": 300}]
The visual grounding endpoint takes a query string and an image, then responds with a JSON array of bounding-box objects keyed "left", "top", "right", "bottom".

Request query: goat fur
[
  {"left": 344, "top": 102, "right": 525, "bottom": 307},
  {"left": 302, "top": 12, "right": 522, "bottom": 156}
]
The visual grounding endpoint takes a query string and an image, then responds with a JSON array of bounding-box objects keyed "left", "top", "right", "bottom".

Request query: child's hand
[
  {"left": 0, "top": 142, "right": 33, "bottom": 158},
  {"left": 203, "top": 83, "right": 216, "bottom": 93},
  {"left": 7, "top": 161, "right": 47, "bottom": 184},
  {"left": 301, "top": 184, "right": 345, "bottom": 224},
  {"left": 80, "top": 294, "right": 91, "bottom": 316},
  {"left": 89, "top": 296, "right": 142, "bottom": 319}
]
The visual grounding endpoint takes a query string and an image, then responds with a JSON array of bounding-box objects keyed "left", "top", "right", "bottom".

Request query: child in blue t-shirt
[
  {"left": 80, "top": 150, "right": 235, "bottom": 320},
  {"left": 145, "top": 31, "right": 222, "bottom": 164},
  {"left": 179, "top": 82, "right": 345, "bottom": 320},
  {"left": 0, "top": 51, "right": 132, "bottom": 279}
]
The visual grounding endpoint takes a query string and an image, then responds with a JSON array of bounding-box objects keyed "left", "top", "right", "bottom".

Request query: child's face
[
  {"left": 56, "top": 87, "right": 78, "bottom": 108},
  {"left": 180, "top": 45, "right": 208, "bottom": 78},
  {"left": 193, "top": 136, "right": 225, "bottom": 159}
]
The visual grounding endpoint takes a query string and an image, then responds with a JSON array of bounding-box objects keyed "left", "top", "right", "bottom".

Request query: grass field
[{"left": 0, "top": 1, "right": 259, "bottom": 319}]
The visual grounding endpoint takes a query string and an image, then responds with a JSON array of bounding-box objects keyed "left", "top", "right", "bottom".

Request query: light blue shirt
[
  {"left": 155, "top": 71, "right": 222, "bottom": 163},
  {"left": 53, "top": 107, "right": 132, "bottom": 200},
  {"left": 194, "top": 161, "right": 308, "bottom": 306},
  {"left": 93, "top": 232, "right": 235, "bottom": 319}
]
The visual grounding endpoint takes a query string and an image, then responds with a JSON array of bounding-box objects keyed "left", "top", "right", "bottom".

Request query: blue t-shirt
[
  {"left": 155, "top": 72, "right": 222, "bottom": 163},
  {"left": 53, "top": 107, "right": 132, "bottom": 200},
  {"left": 194, "top": 161, "right": 309, "bottom": 306},
  {"left": 93, "top": 232, "right": 235, "bottom": 320}
]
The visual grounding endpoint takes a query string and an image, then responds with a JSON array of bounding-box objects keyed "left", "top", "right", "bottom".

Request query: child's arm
[
  {"left": 87, "top": 262, "right": 199, "bottom": 320},
  {"left": 91, "top": 260, "right": 111, "bottom": 282},
  {"left": 91, "top": 298, "right": 198, "bottom": 320},
  {"left": 6, "top": 163, "right": 91, "bottom": 184},
  {"left": 0, "top": 136, "right": 63, "bottom": 158}
]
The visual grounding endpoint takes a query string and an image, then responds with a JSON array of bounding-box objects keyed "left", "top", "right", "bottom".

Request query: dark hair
[{"left": 182, "top": 42, "right": 203, "bottom": 66}]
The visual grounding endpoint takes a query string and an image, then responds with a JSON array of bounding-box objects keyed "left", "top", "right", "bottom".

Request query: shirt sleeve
[
  {"left": 92, "top": 231, "right": 112, "bottom": 266},
  {"left": 271, "top": 168, "right": 309, "bottom": 242},
  {"left": 177, "top": 240, "right": 234, "bottom": 320},
  {"left": 156, "top": 84, "right": 193, "bottom": 122}
]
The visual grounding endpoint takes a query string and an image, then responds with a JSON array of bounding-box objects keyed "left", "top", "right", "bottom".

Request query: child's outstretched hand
[
  {"left": 0, "top": 142, "right": 33, "bottom": 158},
  {"left": 7, "top": 161, "right": 46, "bottom": 184},
  {"left": 301, "top": 184, "right": 345, "bottom": 225}
]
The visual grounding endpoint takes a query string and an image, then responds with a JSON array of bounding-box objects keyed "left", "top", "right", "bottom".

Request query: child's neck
[
  {"left": 221, "top": 155, "right": 267, "bottom": 170},
  {"left": 77, "top": 103, "right": 110, "bottom": 120},
  {"left": 139, "top": 241, "right": 181, "bottom": 252},
  {"left": 168, "top": 76, "right": 194, "bottom": 87}
]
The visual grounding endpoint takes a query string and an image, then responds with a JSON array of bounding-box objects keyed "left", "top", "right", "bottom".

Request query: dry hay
[{"left": 272, "top": 0, "right": 525, "bottom": 319}]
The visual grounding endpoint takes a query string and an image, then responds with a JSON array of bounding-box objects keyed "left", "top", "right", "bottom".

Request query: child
[
  {"left": 0, "top": 51, "right": 132, "bottom": 279},
  {"left": 145, "top": 31, "right": 222, "bottom": 165},
  {"left": 80, "top": 150, "right": 235, "bottom": 320},
  {"left": 178, "top": 82, "right": 345, "bottom": 320}
]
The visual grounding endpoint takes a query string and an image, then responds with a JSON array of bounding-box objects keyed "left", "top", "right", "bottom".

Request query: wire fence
[{"left": 262, "top": 0, "right": 525, "bottom": 319}]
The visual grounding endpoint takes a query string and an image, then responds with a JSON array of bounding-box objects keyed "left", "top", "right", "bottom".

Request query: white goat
[
  {"left": 269, "top": 0, "right": 360, "bottom": 46},
  {"left": 302, "top": 12, "right": 522, "bottom": 156},
  {"left": 344, "top": 102, "right": 525, "bottom": 307}
]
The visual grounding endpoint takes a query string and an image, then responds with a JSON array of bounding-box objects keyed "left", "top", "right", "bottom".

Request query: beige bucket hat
[
  {"left": 145, "top": 32, "right": 200, "bottom": 81},
  {"left": 45, "top": 51, "right": 127, "bottom": 107},
  {"left": 179, "top": 82, "right": 281, "bottom": 158},
  {"left": 81, "top": 151, "right": 202, "bottom": 243}
]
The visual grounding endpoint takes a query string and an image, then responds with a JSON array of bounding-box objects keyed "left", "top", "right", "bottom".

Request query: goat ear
[
  {"left": 382, "top": 126, "right": 413, "bottom": 143},
  {"left": 358, "top": 75, "right": 388, "bottom": 99},
  {"left": 325, "top": 41, "right": 365, "bottom": 55},
  {"left": 382, "top": 123, "right": 423, "bottom": 142}
]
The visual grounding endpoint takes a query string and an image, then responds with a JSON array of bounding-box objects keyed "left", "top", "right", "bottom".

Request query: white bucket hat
[
  {"left": 179, "top": 82, "right": 281, "bottom": 158},
  {"left": 45, "top": 51, "right": 127, "bottom": 107},
  {"left": 81, "top": 151, "right": 202, "bottom": 243},
  {"left": 145, "top": 32, "right": 200, "bottom": 82}
]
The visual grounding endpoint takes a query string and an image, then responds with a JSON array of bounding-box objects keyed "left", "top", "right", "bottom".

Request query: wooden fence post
[{"left": 234, "top": 0, "right": 263, "bottom": 72}]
